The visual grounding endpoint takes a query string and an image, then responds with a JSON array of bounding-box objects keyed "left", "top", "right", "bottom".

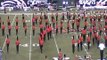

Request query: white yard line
[
  {"left": 2, "top": 15, "right": 17, "bottom": 51},
  {"left": 48, "top": 13, "right": 59, "bottom": 53},
  {"left": 29, "top": 14, "right": 32, "bottom": 60}
]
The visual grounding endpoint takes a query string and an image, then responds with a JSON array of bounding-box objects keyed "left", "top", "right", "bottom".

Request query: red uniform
[
  {"left": 16, "top": 18, "right": 18, "bottom": 23},
  {"left": 15, "top": 26, "right": 19, "bottom": 30},
  {"left": 39, "top": 39, "right": 44, "bottom": 46},
  {"left": 72, "top": 39, "right": 75, "bottom": 45},
  {"left": 32, "top": 18, "right": 35, "bottom": 23},
  {"left": 15, "top": 40, "right": 20, "bottom": 46},
  {"left": 82, "top": 29, "right": 86, "bottom": 35},
  {"left": 32, "top": 25, "right": 36, "bottom": 30},
  {"left": 6, "top": 38, "right": 10, "bottom": 44},
  {"left": 24, "top": 25, "right": 27, "bottom": 30},
  {"left": 2, "top": 24, "right": 5, "bottom": 30},
  {"left": 22, "top": 19, "right": 25, "bottom": 23},
  {"left": 8, "top": 25, "right": 12, "bottom": 29},
  {"left": 39, "top": 24, "right": 44, "bottom": 29},
  {"left": 58, "top": 51, "right": 63, "bottom": 60}
]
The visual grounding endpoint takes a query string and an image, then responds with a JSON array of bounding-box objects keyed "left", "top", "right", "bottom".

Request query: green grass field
[{"left": 0, "top": 11, "right": 107, "bottom": 60}]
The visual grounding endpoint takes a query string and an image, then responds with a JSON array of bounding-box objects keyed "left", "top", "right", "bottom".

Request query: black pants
[
  {"left": 7, "top": 44, "right": 9, "bottom": 53},
  {"left": 16, "top": 29, "right": 18, "bottom": 35},
  {"left": 83, "top": 34, "right": 86, "bottom": 42},
  {"left": 0, "top": 23, "right": 1, "bottom": 28},
  {"left": 16, "top": 22, "right": 18, "bottom": 26},
  {"left": 8, "top": 22, "right": 10, "bottom": 26},
  {"left": 77, "top": 25, "right": 79, "bottom": 32},
  {"left": 56, "top": 28, "right": 58, "bottom": 35},
  {"left": 2, "top": 29, "right": 5, "bottom": 36},
  {"left": 56, "top": 17, "right": 58, "bottom": 21},
  {"left": 25, "top": 29, "right": 27, "bottom": 36},
  {"left": 93, "top": 38, "right": 95, "bottom": 45},
  {"left": 8, "top": 29, "right": 11, "bottom": 35},
  {"left": 45, "top": 22, "right": 48, "bottom": 27},
  {"left": 33, "top": 30, "right": 35, "bottom": 36},
  {"left": 99, "top": 30, "right": 102, "bottom": 36},
  {"left": 97, "top": 40, "right": 100, "bottom": 46},
  {"left": 87, "top": 42, "right": 90, "bottom": 50},
  {"left": 72, "top": 44, "right": 75, "bottom": 54},
  {"left": 60, "top": 27, "right": 62, "bottom": 34},
  {"left": 16, "top": 45, "right": 19, "bottom": 53},
  {"left": 84, "top": 26, "right": 87, "bottom": 29},
  {"left": 100, "top": 50, "right": 104, "bottom": 60},
  {"left": 40, "top": 45, "right": 43, "bottom": 53},
  {"left": 89, "top": 32, "right": 92, "bottom": 38},
  {"left": 77, "top": 43, "right": 79, "bottom": 52},
  {"left": 40, "top": 28, "right": 43, "bottom": 33},
  {"left": 72, "top": 23, "right": 74, "bottom": 29},
  {"left": 33, "top": 22, "right": 35, "bottom": 26},
  {"left": 67, "top": 27, "right": 69, "bottom": 33},
  {"left": 23, "top": 22, "right": 25, "bottom": 27},
  {"left": 80, "top": 42, "right": 83, "bottom": 51}
]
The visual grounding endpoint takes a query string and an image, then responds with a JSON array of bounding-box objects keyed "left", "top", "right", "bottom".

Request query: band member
[
  {"left": 24, "top": 23, "right": 27, "bottom": 36},
  {"left": 67, "top": 20, "right": 70, "bottom": 33},
  {"left": 8, "top": 23, "right": 12, "bottom": 35},
  {"left": 43, "top": 27, "right": 47, "bottom": 42},
  {"left": 39, "top": 34, "right": 44, "bottom": 53},
  {"left": 58, "top": 48, "right": 63, "bottom": 60},
  {"left": 81, "top": 28, "right": 86, "bottom": 42},
  {"left": 84, "top": 19, "right": 88, "bottom": 29},
  {"left": 39, "top": 22, "right": 44, "bottom": 33},
  {"left": 1, "top": 22, "right": 5, "bottom": 36},
  {"left": 22, "top": 15, "right": 25, "bottom": 27},
  {"left": 79, "top": 34, "right": 83, "bottom": 51},
  {"left": 35, "top": 15, "right": 38, "bottom": 24},
  {"left": 32, "top": 24, "right": 36, "bottom": 36},
  {"left": 15, "top": 23, "right": 19, "bottom": 35},
  {"left": 61, "top": 13, "right": 65, "bottom": 21},
  {"left": 56, "top": 13, "right": 58, "bottom": 21},
  {"left": 72, "top": 36, "right": 75, "bottom": 54},
  {"left": 49, "top": 24, "right": 52, "bottom": 38},
  {"left": 72, "top": 19, "right": 75, "bottom": 29},
  {"left": 76, "top": 18, "right": 80, "bottom": 32},
  {"left": 47, "top": 25, "right": 50, "bottom": 40},
  {"left": 60, "top": 21, "right": 63, "bottom": 34},
  {"left": 0, "top": 17, "right": 2, "bottom": 28},
  {"left": 52, "top": 19, "right": 55, "bottom": 29},
  {"left": 15, "top": 36, "right": 20, "bottom": 54},
  {"left": 87, "top": 34, "right": 91, "bottom": 50},
  {"left": 7, "top": 16, "right": 10, "bottom": 26},
  {"left": 32, "top": 16, "right": 35, "bottom": 26},
  {"left": 6, "top": 35, "right": 10, "bottom": 53},
  {"left": 77, "top": 35, "right": 80, "bottom": 52},
  {"left": 56, "top": 22, "right": 58, "bottom": 35},
  {"left": 15, "top": 17, "right": 19, "bottom": 25},
  {"left": 45, "top": 19, "right": 48, "bottom": 26}
]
